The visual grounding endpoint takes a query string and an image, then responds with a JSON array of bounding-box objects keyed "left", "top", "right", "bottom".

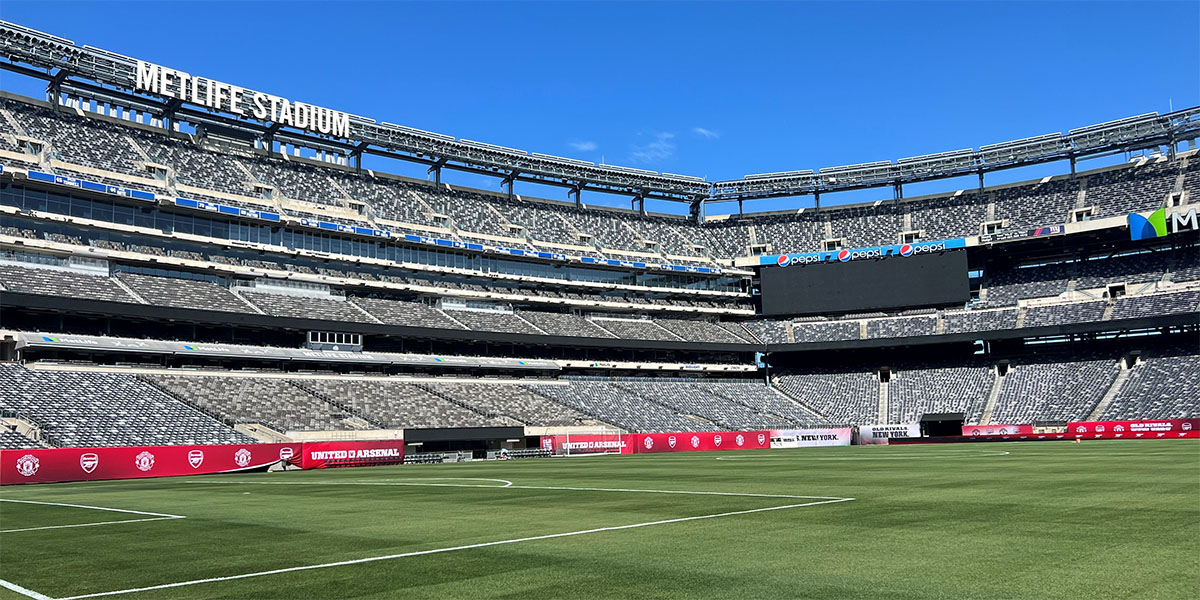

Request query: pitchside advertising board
[
  {"left": 759, "top": 249, "right": 970, "bottom": 317},
  {"left": 1068, "top": 419, "right": 1199, "bottom": 439},
  {"left": 769, "top": 428, "right": 853, "bottom": 448},
  {"left": 541, "top": 433, "right": 632, "bottom": 455},
  {"left": 0, "top": 443, "right": 300, "bottom": 485},
  {"left": 964, "top": 424, "right": 1034, "bottom": 436},
  {"left": 1, "top": 440, "right": 407, "bottom": 485},
  {"left": 858, "top": 423, "right": 921, "bottom": 445},
  {"left": 634, "top": 431, "right": 772, "bottom": 453}
]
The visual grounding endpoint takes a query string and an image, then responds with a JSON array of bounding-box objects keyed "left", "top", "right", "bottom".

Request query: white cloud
[
  {"left": 569, "top": 140, "right": 598, "bottom": 152},
  {"left": 629, "top": 132, "right": 676, "bottom": 164},
  {"left": 693, "top": 127, "right": 720, "bottom": 139}
]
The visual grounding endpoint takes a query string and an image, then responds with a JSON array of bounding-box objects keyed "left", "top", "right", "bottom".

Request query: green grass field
[{"left": 1, "top": 441, "right": 1197, "bottom": 599}]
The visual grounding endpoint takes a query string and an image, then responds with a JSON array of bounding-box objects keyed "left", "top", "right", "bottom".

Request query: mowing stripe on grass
[{"left": 55, "top": 497, "right": 855, "bottom": 600}]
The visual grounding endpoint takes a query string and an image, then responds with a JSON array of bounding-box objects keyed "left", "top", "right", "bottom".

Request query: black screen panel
[{"left": 759, "top": 251, "right": 969, "bottom": 317}]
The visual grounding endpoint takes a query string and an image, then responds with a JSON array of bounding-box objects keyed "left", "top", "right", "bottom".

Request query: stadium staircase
[
  {"left": 413, "top": 383, "right": 520, "bottom": 425},
  {"left": 767, "top": 383, "right": 835, "bottom": 423},
  {"left": 1085, "top": 358, "right": 1137, "bottom": 421},
  {"left": 287, "top": 380, "right": 386, "bottom": 429},
  {"left": 978, "top": 370, "right": 1006, "bottom": 425},
  {"left": 135, "top": 374, "right": 241, "bottom": 429},
  {"left": 229, "top": 288, "right": 268, "bottom": 314},
  {"left": 877, "top": 381, "right": 889, "bottom": 424},
  {"left": 110, "top": 277, "right": 149, "bottom": 304},
  {"left": 234, "top": 422, "right": 293, "bottom": 443},
  {"left": 606, "top": 382, "right": 715, "bottom": 426},
  {"left": 0, "top": 412, "right": 55, "bottom": 447}
]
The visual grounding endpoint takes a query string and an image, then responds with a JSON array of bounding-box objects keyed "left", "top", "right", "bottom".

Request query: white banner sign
[
  {"left": 769, "top": 428, "right": 852, "bottom": 449},
  {"left": 858, "top": 423, "right": 921, "bottom": 445}
]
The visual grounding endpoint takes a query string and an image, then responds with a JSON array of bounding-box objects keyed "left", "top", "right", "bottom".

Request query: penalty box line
[
  {"left": 51, "top": 496, "right": 855, "bottom": 600},
  {"left": 0, "top": 499, "right": 186, "bottom": 534}
]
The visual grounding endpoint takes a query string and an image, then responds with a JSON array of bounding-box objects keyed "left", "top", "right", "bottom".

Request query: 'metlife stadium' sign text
[{"left": 135, "top": 61, "right": 351, "bottom": 138}]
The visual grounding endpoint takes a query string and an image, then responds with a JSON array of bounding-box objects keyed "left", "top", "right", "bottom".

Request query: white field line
[
  {"left": 0, "top": 499, "right": 184, "bottom": 518},
  {"left": 183, "top": 480, "right": 846, "bottom": 500},
  {"left": 716, "top": 450, "right": 1012, "bottom": 461},
  {"left": 1, "top": 516, "right": 183, "bottom": 534},
  {"left": 0, "top": 578, "right": 54, "bottom": 600},
  {"left": 56, "top": 497, "right": 855, "bottom": 600},
  {"left": 0, "top": 499, "right": 186, "bottom": 534}
]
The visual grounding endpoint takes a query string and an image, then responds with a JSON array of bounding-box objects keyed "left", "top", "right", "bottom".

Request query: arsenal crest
[
  {"left": 757, "top": 433, "right": 766, "bottom": 445},
  {"left": 188, "top": 450, "right": 204, "bottom": 469},
  {"left": 15, "top": 454, "right": 39, "bottom": 477},
  {"left": 279, "top": 447, "right": 295, "bottom": 461},
  {"left": 713, "top": 434, "right": 723, "bottom": 447},
  {"left": 668, "top": 436, "right": 677, "bottom": 448},
  {"left": 234, "top": 448, "right": 252, "bottom": 468},
  {"left": 135, "top": 451, "right": 155, "bottom": 472},
  {"left": 79, "top": 453, "right": 99, "bottom": 473}
]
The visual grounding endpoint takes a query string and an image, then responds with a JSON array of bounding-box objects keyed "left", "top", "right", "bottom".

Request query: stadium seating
[
  {"left": 0, "top": 365, "right": 253, "bottom": 447},
  {"left": 888, "top": 363, "right": 993, "bottom": 424},
  {"left": 0, "top": 428, "right": 41, "bottom": 449},
  {"left": 419, "top": 382, "right": 592, "bottom": 426},
  {"left": 1100, "top": 349, "right": 1200, "bottom": 420},
  {"left": 527, "top": 380, "right": 714, "bottom": 432},
  {"left": 772, "top": 369, "right": 881, "bottom": 425},
  {"left": 299, "top": 379, "right": 505, "bottom": 429},
  {"left": 988, "top": 357, "right": 1120, "bottom": 423}
]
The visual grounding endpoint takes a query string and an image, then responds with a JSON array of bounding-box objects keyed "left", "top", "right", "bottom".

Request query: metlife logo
[{"left": 1129, "top": 208, "right": 1198, "bottom": 241}]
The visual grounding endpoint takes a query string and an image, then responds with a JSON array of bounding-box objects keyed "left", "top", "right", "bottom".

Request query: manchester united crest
[
  {"left": 234, "top": 448, "right": 252, "bottom": 467},
  {"left": 134, "top": 450, "right": 155, "bottom": 472},
  {"left": 15, "top": 454, "right": 39, "bottom": 477}
]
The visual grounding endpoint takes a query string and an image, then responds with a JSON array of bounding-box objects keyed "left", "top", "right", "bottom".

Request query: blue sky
[{"left": 1, "top": 1, "right": 1196, "bottom": 216}]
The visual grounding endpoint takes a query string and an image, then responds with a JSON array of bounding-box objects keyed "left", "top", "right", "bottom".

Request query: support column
[{"left": 978, "top": 171, "right": 985, "bottom": 192}]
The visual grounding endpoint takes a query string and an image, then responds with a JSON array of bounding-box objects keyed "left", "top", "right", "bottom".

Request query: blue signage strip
[{"left": 761, "top": 238, "right": 968, "bottom": 267}]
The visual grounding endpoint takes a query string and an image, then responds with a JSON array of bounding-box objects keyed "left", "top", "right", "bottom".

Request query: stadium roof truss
[{"left": 1, "top": 20, "right": 1198, "bottom": 209}]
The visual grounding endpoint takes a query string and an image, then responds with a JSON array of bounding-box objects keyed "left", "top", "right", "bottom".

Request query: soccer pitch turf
[{"left": 0, "top": 441, "right": 1196, "bottom": 599}]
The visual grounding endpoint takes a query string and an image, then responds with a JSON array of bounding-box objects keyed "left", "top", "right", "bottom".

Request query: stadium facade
[{"left": 0, "top": 21, "right": 1197, "bottom": 467}]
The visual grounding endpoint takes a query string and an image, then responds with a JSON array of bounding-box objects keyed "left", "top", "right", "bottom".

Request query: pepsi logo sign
[{"left": 837, "top": 249, "right": 851, "bottom": 262}]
